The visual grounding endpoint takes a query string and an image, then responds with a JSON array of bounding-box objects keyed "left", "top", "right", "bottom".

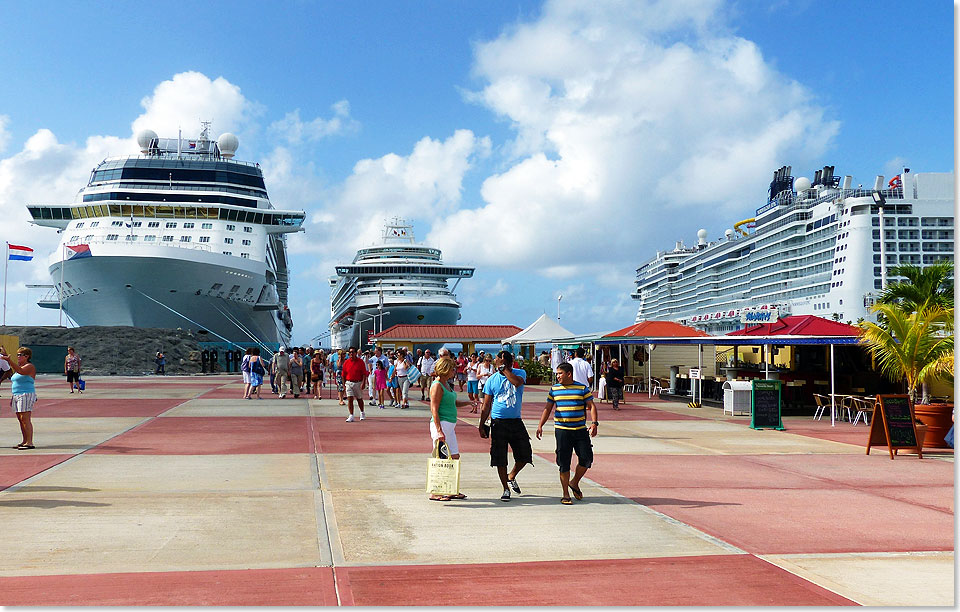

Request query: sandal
[
  {"left": 15, "top": 445, "right": 35, "bottom": 450},
  {"left": 429, "top": 495, "right": 452, "bottom": 502},
  {"left": 569, "top": 484, "right": 583, "bottom": 501},
  {"left": 561, "top": 497, "right": 573, "bottom": 505},
  {"left": 450, "top": 493, "right": 467, "bottom": 499}
]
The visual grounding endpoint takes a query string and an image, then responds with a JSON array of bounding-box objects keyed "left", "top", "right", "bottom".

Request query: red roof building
[
  {"left": 605, "top": 320, "right": 710, "bottom": 338},
  {"left": 726, "top": 315, "right": 861, "bottom": 337},
  {"left": 370, "top": 324, "right": 523, "bottom": 352}
]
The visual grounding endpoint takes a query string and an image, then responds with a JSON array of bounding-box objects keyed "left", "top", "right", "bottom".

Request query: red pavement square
[
  {"left": 0, "top": 567, "right": 339, "bottom": 606},
  {"left": 620, "top": 485, "right": 954, "bottom": 554},
  {"left": 338, "top": 555, "right": 856, "bottom": 606},
  {"left": 0, "top": 454, "right": 74, "bottom": 490},
  {"left": 585, "top": 454, "right": 820, "bottom": 490},
  {"left": 0, "top": 398, "right": 185, "bottom": 418},
  {"left": 313, "top": 416, "right": 492, "bottom": 454},
  {"left": 87, "top": 417, "right": 313, "bottom": 455},
  {"left": 746, "top": 453, "right": 956, "bottom": 488}
]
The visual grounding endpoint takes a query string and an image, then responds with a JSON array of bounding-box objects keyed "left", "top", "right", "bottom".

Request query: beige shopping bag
[{"left": 426, "top": 439, "right": 460, "bottom": 495}]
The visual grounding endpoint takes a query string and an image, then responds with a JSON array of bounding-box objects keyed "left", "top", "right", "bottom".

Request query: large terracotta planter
[{"left": 914, "top": 403, "right": 954, "bottom": 449}]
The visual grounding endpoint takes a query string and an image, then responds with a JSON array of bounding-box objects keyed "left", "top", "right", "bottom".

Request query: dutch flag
[{"left": 7, "top": 243, "right": 33, "bottom": 261}]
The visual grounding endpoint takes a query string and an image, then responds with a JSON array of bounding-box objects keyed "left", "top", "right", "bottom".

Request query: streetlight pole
[{"left": 557, "top": 294, "right": 562, "bottom": 322}]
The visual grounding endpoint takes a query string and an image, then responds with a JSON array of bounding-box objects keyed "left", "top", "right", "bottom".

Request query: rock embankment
[{"left": 0, "top": 326, "right": 204, "bottom": 375}]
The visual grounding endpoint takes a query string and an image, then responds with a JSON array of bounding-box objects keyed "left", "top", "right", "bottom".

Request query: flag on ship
[
  {"left": 7, "top": 244, "right": 33, "bottom": 261},
  {"left": 65, "top": 244, "right": 92, "bottom": 260}
]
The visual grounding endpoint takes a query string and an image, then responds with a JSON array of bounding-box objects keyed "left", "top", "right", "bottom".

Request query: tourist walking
[
  {"left": 477, "top": 353, "right": 495, "bottom": 395},
  {"left": 273, "top": 346, "right": 290, "bottom": 398},
  {"left": 311, "top": 350, "right": 325, "bottom": 399},
  {"left": 605, "top": 358, "right": 625, "bottom": 410},
  {"left": 0, "top": 354, "right": 11, "bottom": 397},
  {"left": 247, "top": 347, "right": 266, "bottom": 399},
  {"left": 478, "top": 351, "right": 532, "bottom": 502},
  {"left": 455, "top": 352, "right": 467, "bottom": 392},
  {"left": 569, "top": 347, "right": 594, "bottom": 387},
  {"left": 1, "top": 346, "right": 37, "bottom": 450},
  {"left": 395, "top": 349, "right": 411, "bottom": 409},
  {"left": 386, "top": 359, "right": 400, "bottom": 407},
  {"left": 466, "top": 353, "right": 480, "bottom": 412},
  {"left": 375, "top": 360, "right": 388, "bottom": 408},
  {"left": 289, "top": 349, "right": 304, "bottom": 399},
  {"left": 334, "top": 349, "right": 346, "bottom": 405},
  {"left": 342, "top": 347, "right": 368, "bottom": 422},
  {"left": 419, "top": 349, "right": 436, "bottom": 400},
  {"left": 64, "top": 346, "right": 82, "bottom": 393},
  {"left": 240, "top": 347, "right": 253, "bottom": 399},
  {"left": 154, "top": 351, "right": 166, "bottom": 375},
  {"left": 536, "top": 362, "right": 599, "bottom": 505},
  {"left": 429, "top": 357, "right": 470, "bottom": 501}
]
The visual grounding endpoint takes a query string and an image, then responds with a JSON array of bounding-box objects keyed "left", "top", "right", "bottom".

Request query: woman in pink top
[{"left": 374, "top": 360, "right": 388, "bottom": 409}]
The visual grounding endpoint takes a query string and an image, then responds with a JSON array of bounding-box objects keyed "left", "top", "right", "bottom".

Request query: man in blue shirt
[
  {"left": 537, "top": 361, "right": 599, "bottom": 505},
  {"left": 478, "top": 351, "right": 532, "bottom": 501}
]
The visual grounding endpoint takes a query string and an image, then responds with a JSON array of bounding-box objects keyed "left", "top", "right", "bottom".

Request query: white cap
[{"left": 278, "top": 346, "right": 286, "bottom": 352}]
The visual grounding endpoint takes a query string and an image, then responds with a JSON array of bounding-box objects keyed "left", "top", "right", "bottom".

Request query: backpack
[{"left": 251, "top": 357, "right": 265, "bottom": 376}]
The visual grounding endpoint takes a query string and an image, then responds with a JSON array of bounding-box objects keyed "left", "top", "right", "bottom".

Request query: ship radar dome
[
  {"left": 136, "top": 129, "right": 158, "bottom": 153},
  {"left": 794, "top": 176, "right": 811, "bottom": 193},
  {"left": 697, "top": 229, "right": 708, "bottom": 245},
  {"left": 724, "top": 229, "right": 734, "bottom": 240},
  {"left": 218, "top": 133, "right": 239, "bottom": 158}
]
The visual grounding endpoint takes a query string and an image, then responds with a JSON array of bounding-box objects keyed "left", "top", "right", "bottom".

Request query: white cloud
[
  {"left": 436, "top": 0, "right": 838, "bottom": 277},
  {"left": 268, "top": 101, "right": 360, "bottom": 145},
  {"left": 132, "top": 71, "right": 256, "bottom": 140}
]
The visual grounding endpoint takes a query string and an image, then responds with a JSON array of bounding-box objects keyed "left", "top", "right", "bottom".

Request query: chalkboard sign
[
  {"left": 867, "top": 394, "right": 922, "bottom": 459},
  {"left": 750, "top": 380, "right": 783, "bottom": 430}
]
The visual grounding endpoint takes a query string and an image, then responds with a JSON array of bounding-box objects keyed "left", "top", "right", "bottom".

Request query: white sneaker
[
  {"left": 359, "top": 412, "right": 366, "bottom": 420},
  {"left": 345, "top": 415, "right": 355, "bottom": 422}
]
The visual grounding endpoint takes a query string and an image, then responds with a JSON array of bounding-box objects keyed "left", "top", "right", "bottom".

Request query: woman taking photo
[
  {"left": 2, "top": 346, "right": 37, "bottom": 449},
  {"left": 428, "top": 357, "right": 470, "bottom": 501}
]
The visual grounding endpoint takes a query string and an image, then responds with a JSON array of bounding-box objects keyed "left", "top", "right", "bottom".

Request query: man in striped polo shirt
[{"left": 536, "top": 362, "right": 598, "bottom": 505}]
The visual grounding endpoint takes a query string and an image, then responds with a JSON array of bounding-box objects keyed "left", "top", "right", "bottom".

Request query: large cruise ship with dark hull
[
  {"left": 28, "top": 124, "right": 305, "bottom": 347},
  {"left": 329, "top": 218, "right": 474, "bottom": 349}
]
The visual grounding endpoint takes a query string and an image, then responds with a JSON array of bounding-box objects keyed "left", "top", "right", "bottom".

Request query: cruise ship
[
  {"left": 27, "top": 123, "right": 305, "bottom": 347},
  {"left": 329, "top": 218, "right": 474, "bottom": 349},
  {"left": 632, "top": 165, "right": 954, "bottom": 334}
]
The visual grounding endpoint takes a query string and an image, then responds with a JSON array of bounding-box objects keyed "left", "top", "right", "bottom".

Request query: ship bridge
[{"left": 334, "top": 264, "right": 474, "bottom": 278}]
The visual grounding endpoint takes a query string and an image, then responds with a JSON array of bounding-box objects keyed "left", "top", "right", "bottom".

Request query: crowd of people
[{"left": 0, "top": 339, "right": 612, "bottom": 504}]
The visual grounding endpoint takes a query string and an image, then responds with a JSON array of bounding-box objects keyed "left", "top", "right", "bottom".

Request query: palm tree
[
  {"left": 859, "top": 302, "right": 954, "bottom": 403},
  {"left": 878, "top": 261, "right": 954, "bottom": 312}
]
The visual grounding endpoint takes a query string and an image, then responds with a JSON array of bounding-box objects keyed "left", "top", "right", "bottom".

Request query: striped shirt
[{"left": 546, "top": 382, "right": 593, "bottom": 430}]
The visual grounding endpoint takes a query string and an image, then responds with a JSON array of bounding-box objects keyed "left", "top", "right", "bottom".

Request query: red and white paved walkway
[{"left": 0, "top": 375, "right": 952, "bottom": 605}]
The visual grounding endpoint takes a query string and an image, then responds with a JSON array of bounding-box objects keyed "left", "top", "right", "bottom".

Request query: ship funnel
[{"left": 874, "top": 175, "right": 885, "bottom": 191}]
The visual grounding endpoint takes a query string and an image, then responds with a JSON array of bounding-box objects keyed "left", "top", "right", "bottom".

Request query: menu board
[
  {"left": 867, "top": 394, "right": 922, "bottom": 459},
  {"left": 750, "top": 380, "right": 783, "bottom": 430}
]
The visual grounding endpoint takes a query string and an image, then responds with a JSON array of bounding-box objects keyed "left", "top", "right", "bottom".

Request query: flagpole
[
  {"left": 3, "top": 242, "right": 8, "bottom": 326},
  {"left": 59, "top": 244, "right": 64, "bottom": 327}
]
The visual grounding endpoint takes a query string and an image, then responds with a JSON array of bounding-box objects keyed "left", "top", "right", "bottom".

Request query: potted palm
[{"left": 859, "top": 302, "right": 954, "bottom": 448}]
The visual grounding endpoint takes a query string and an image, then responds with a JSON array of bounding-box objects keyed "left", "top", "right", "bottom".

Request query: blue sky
[{"left": 0, "top": 0, "right": 953, "bottom": 344}]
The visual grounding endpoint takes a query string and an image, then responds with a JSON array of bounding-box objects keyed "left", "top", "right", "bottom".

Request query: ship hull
[
  {"left": 332, "top": 303, "right": 460, "bottom": 351},
  {"left": 47, "top": 255, "right": 287, "bottom": 346}
]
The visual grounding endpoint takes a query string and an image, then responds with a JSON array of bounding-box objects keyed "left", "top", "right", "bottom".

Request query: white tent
[{"left": 502, "top": 313, "right": 575, "bottom": 345}]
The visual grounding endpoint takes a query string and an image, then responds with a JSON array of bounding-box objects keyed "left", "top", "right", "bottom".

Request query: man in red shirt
[{"left": 342, "top": 346, "right": 369, "bottom": 422}]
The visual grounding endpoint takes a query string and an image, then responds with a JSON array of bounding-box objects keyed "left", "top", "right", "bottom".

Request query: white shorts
[
  {"left": 345, "top": 380, "right": 364, "bottom": 399},
  {"left": 429, "top": 420, "right": 459, "bottom": 455},
  {"left": 242, "top": 371, "right": 251, "bottom": 384},
  {"left": 11, "top": 393, "right": 36, "bottom": 413}
]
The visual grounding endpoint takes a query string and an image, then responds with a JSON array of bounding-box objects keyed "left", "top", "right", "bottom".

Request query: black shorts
[
  {"left": 555, "top": 427, "right": 593, "bottom": 472},
  {"left": 489, "top": 418, "right": 533, "bottom": 467},
  {"left": 66, "top": 371, "right": 80, "bottom": 383}
]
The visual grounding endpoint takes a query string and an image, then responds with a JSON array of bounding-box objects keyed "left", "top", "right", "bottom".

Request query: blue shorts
[
  {"left": 467, "top": 380, "right": 479, "bottom": 394},
  {"left": 387, "top": 379, "right": 398, "bottom": 389}
]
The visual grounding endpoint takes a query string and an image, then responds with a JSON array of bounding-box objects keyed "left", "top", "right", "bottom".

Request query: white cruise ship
[
  {"left": 632, "top": 165, "right": 954, "bottom": 334},
  {"left": 27, "top": 123, "right": 305, "bottom": 347},
  {"left": 329, "top": 218, "right": 474, "bottom": 349}
]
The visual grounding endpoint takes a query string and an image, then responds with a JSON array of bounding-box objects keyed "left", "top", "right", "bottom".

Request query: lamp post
[
  {"left": 557, "top": 294, "right": 562, "bottom": 322},
  {"left": 872, "top": 190, "right": 888, "bottom": 289}
]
